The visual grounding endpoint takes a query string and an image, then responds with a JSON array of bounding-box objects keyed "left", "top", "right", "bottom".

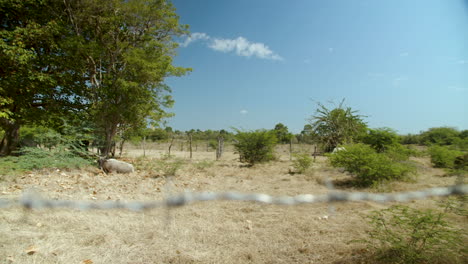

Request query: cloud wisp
[
  {"left": 240, "top": 109, "right": 248, "bottom": 115},
  {"left": 179, "top": 32, "right": 210, "bottom": 47},
  {"left": 180, "top": 32, "right": 282, "bottom": 61}
]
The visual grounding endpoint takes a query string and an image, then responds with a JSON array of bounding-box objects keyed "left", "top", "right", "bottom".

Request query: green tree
[
  {"left": 0, "top": 0, "right": 86, "bottom": 155},
  {"left": 420, "top": 127, "right": 460, "bottom": 146},
  {"left": 363, "top": 127, "right": 400, "bottom": 152},
  {"left": 63, "top": 0, "right": 191, "bottom": 157},
  {"left": 273, "top": 123, "right": 293, "bottom": 144},
  {"left": 309, "top": 100, "right": 367, "bottom": 152}
]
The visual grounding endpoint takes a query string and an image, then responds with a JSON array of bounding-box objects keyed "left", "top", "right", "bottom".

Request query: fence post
[
  {"left": 216, "top": 136, "right": 224, "bottom": 160},
  {"left": 289, "top": 138, "right": 293, "bottom": 161},
  {"left": 188, "top": 134, "right": 193, "bottom": 159},
  {"left": 313, "top": 145, "right": 317, "bottom": 162}
]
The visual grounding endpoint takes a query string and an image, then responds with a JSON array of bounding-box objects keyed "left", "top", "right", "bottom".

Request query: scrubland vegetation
[{"left": 1, "top": 1, "right": 466, "bottom": 263}]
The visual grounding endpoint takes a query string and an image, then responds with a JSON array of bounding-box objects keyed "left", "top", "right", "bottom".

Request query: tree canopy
[
  {"left": 0, "top": 0, "right": 190, "bottom": 156},
  {"left": 309, "top": 100, "right": 367, "bottom": 152}
]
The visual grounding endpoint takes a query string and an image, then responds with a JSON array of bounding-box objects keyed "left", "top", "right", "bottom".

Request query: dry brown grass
[{"left": 0, "top": 146, "right": 466, "bottom": 264}]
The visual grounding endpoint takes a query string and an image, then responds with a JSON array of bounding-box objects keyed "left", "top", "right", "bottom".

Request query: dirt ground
[{"left": 0, "top": 145, "right": 466, "bottom": 264}]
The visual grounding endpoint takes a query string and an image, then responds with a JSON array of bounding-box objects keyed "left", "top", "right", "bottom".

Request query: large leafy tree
[
  {"left": 309, "top": 100, "right": 367, "bottom": 152},
  {"left": 63, "top": 0, "right": 190, "bottom": 156},
  {"left": 0, "top": 0, "right": 190, "bottom": 156},
  {"left": 0, "top": 0, "right": 87, "bottom": 155}
]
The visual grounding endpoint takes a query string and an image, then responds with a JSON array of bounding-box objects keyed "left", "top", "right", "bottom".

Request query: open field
[{"left": 1, "top": 145, "right": 466, "bottom": 263}]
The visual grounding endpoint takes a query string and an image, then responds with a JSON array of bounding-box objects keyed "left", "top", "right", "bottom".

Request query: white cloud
[
  {"left": 240, "top": 109, "right": 248, "bottom": 115},
  {"left": 457, "top": 60, "right": 467, "bottom": 64},
  {"left": 328, "top": 47, "right": 334, "bottom": 53},
  {"left": 399, "top": 52, "right": 409, "bottom": 57},
  {"left": 179, "top": 32, "right": 210, "bottom": 47},
  {"left": 180, "top": 33, "right": 283, "bottom": 61},
  {"left": 209, "top": 37, "right": 283, "bottom": 60}
]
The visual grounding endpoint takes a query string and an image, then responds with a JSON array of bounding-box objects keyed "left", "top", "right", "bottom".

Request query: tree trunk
[
  {"left": 101, "top": 123, "right": 118, "bottom": 158},
  {"left": 0, "top": 119, "right": 21, "bottom": 156}
]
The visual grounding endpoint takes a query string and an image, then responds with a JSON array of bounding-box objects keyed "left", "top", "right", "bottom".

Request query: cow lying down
[{"left": 98, "top": 158, "right": 134, "bottom": 174}]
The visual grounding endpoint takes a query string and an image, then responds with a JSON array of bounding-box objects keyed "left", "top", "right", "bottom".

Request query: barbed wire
[{"left": 0, "top": 184, "right": 466, "bottom": 211}]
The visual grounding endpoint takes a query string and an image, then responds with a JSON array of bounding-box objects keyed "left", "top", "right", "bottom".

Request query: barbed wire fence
[{"left": 0, "top": 184, "right": 466, "bottom": 212}]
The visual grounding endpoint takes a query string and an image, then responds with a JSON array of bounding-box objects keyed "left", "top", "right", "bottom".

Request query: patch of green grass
[{"left": 0, "top": 146, "right": 92, "bottom": 178}]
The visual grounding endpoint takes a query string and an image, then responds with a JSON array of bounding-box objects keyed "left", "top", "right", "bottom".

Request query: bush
[
  {"left": 361, "top": 205, "right": 466, "bottom": 264},
  {"left": 233, "top": 129, "right": 277, "bottom": 165},
  {"left": 328, "top": 143, "right": 415, "bottom": 187},
  {"left": 363, "top": 127, "right": 400, "bottom": 152},
  {"left": 0, "top": 146, "right": 92, "bottom": 176},
  {"left": 428, "top": 145, "right": 464, "bottom": 169},
  {"left": 292, "top": 153, "right": 313, "bottom": 173},
  {"left": 420, "top": 127, "right": 460, "bottom": 146}
]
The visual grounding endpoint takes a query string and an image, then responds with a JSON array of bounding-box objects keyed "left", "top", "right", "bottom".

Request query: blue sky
[{"left": 165, "top": 0, "right": 467, "bottom": 134}]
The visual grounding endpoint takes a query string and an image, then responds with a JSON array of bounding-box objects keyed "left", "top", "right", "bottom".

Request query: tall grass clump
[
  {"left": 233, "top": 129, "right": 277, "bottom": 165},
  {"left": 328, "top": 143, "right": 415, "bottom": 187},
  {"left": 292, "top": 153, "right": 313, "bottom": 173},
  {"left": 359, "top": 205, "right": 466, "bottom": 264}
]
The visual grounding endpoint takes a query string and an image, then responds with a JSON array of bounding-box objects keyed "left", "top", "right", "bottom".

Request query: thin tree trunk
[{"left": 168, "top": 136, "right": 175, "bottom": 156}]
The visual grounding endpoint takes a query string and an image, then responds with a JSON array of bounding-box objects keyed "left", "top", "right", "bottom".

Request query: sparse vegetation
[
  {"left": 292, "top": 153, "right": 313, "bottom": 173},
  {"left": 360, "top": 205, "right": 467, "bottom": 264}
]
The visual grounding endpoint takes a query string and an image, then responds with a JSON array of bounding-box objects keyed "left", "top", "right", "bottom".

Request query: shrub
[
  {"left": 0, "top": 146, "right": 92, "bottom": 176},
  {"left": 292, "top": 153, "right": 313, "bottom": 173},
  {"left": 361, "top": 205, "right": 466, "bottom": 264},
  {"left": 328, "top": 143, "right": 415, "bottom": 187},
  {"left": 363, "top": 127, "right": 400, "bottom": 152},
  {"left": 428, "top": 145, "right": 464, "bottom": 169},
  {"left": 384, "top": 144, "right": 416, "bottom": 162},
  {"left": 233, "top": 129, "right": 277, "bottom": 165},
  {"left": 420, "top": 127, "right": 460, "bottom": 146}
]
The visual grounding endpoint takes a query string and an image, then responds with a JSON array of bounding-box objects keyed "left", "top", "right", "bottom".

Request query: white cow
[{"left": 98, "top": 158, "right": 134, "bottom": 174}]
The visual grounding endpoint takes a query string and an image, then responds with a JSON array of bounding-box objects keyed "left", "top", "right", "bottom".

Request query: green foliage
[
  {"left": 420, "top": 127, "right": 460, "bottom": 146},
  {"left": 0, "top": 146, "right": 92, "bottom": 176},
  {"left": 428, "top": 145, "right": 464, "bottom": 169},
  {"left": 19, "top": 125, "right": 64, "bottom": 149},
  {"left": 292, "top": 153, "right": 313, "bottom": 173},
  {"left": 400, "top": 133, "right": 421, "bottom": 145},
  {"left": 384, "top": 144, "right": 417, "bottom": 162},
  {"left": 329, "top": 143, "right": 415, "bottom": 187},
  {"left": 297, "top": 124, "right": 315, "bottom": 144},
  {"left": 309, "top": 100, "right": 367, "bottom": 152},
  {"left": 363, "top": 127, "right": 400, "bottom": 152},
  {"left": 361, "top": 205, "right": 466, "bottom": 264},
  {"left": 272, "top": 123, "right": 293, "bottom": 144},
  {"left": 233, "top": 129, "right": 277, "bottom": 165}
]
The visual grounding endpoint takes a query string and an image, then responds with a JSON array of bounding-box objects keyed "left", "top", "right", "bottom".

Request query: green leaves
[{"left": 309, "top": 100, "right": 367, "bottom": 152}]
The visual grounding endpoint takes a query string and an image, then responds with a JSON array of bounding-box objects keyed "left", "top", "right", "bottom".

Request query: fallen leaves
[{"left": 25, "top": 245, "right": 38, "bottom": 255}]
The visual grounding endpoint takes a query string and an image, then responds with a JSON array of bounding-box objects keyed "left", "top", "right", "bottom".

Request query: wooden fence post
[
  {"left": 216, "top": 136, "right": 224, "bottom": 160},
  {"left": 188, "top": 134, "right": 193, "bottom": 159}
]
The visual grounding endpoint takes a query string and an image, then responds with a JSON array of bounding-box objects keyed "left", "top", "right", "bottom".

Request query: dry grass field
[{"left": 0, "top": 144, "right": 466, "bottom": 264}]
